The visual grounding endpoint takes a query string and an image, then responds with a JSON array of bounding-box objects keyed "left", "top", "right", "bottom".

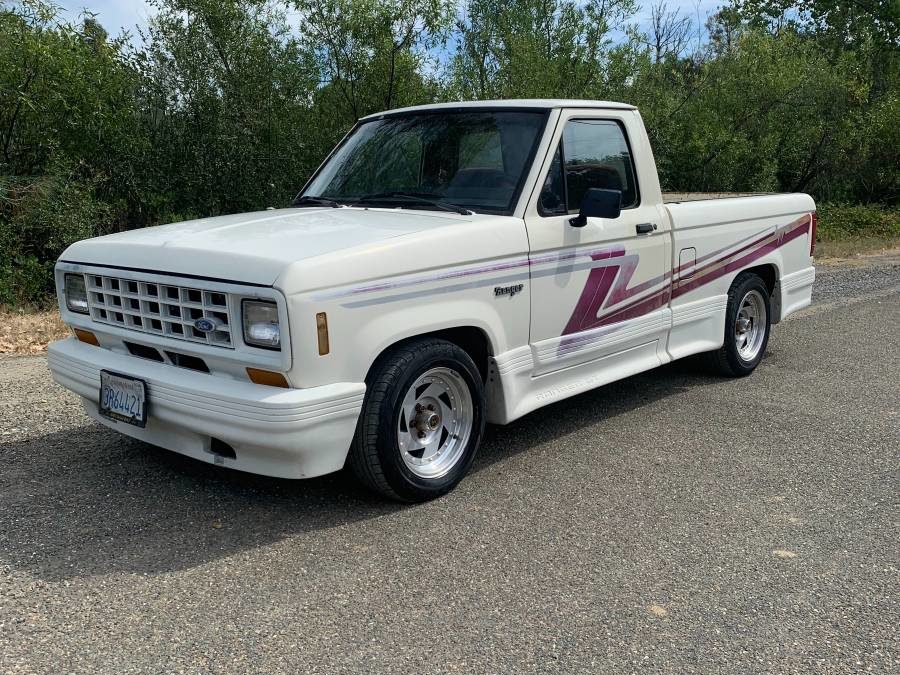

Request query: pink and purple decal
[
  {"left": 560, "top": 213, "right": 811, "bottom": 338},
  {"left": 328, "top": 214, "right": 812, "bottom": 341}
]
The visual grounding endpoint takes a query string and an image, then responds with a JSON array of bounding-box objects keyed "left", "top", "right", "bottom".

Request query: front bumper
[{"left": 47, "top": 338, "right": 366, "bottom": 478}]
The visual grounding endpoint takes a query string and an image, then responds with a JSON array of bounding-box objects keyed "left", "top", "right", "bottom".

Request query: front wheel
[
  {"left": 348, "top": 338, "right": 485, "bottom": 502},
  {"left": 705, "top": 272, "right": 772, "bottom": 377}
]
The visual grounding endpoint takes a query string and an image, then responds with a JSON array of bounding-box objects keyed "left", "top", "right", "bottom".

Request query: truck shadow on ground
[{"left": 0, "top": 356, "right": 723, "bottom": 581}]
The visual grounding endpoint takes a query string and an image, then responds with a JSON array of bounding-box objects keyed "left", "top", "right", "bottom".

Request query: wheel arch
[
  {"left": 367, "top": 324, "right": 495, "bottom": 383},
  {"left": 741, "top": 263, "right": 778, "bottom": 294},
  {"left": 738, "top": 262, "right": 781, "bottom": 323}
]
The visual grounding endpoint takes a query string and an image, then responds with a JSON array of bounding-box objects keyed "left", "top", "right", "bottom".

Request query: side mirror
[{"left": 569, "top": 188, "right": 622, "bottom": 227}]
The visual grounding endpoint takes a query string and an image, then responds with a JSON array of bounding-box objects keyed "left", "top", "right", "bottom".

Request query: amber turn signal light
[
  {"left": 316, "top": 312, "right": 330, "bottom": 356},
  {"left": 246, "top": 368, "right": 290, "bottom": 388},
  {"left": 73, "top": 328, "right": 100, "bottom": 346}
]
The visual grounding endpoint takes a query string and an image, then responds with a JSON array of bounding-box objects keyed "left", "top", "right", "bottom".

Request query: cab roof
[{"left": 360, "top": 99, "right": 637, "bottom": 120}]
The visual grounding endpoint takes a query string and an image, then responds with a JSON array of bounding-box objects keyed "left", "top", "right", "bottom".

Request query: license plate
[{"left": 99, "top": 370, "right": 148, "bottom": 427}]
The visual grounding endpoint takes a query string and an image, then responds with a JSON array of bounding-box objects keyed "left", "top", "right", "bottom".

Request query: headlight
[
  {"left": 64, "top": 274, "right": 89, "bottom": 314},
  {"left": 242, "top": 300, "right": 280, "bottom": 349}
]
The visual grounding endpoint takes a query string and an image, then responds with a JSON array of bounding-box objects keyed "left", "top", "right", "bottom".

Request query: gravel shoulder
[{"left": 1, "top": 256, "right": 898, "bottom": 674}]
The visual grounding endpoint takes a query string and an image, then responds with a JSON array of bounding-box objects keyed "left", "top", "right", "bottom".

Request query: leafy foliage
[
  {"left": 449, "top": 0, "right": 637, "bottom": 99},
  {"left": 0, "top": 0, "right": 897, "bottom": 303},
  {"left": 816, "top": 203, "right": 900, "bottom": 241},
  {"left": 135, "top": 0, "right": 321, "bottom": 219},
  {"left": 292, "top": 0, "right": 452, "bottom": 164}
]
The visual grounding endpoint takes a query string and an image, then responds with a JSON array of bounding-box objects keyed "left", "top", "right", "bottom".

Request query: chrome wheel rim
[
  {"left": 735, "top": 289, "right": 767, "bottom": 361},
  {"left": 397, "top": 367, "right": 473, "bottom": 479}
]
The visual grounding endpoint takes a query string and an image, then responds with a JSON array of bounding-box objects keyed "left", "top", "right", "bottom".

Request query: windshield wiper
[
  {"left": 353, "top": 191, "right": 473, "bottom": 216},
  {"left": 292, "top": 195, "right": 345, "bottom": 208}
]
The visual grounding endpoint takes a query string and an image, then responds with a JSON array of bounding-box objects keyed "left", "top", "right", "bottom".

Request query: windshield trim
[
  {"left": 294, "top": 109, "right": 552, "bottom": 217},
  {"left": 364, "top": 104, "right": 553, "bottom": 121}
]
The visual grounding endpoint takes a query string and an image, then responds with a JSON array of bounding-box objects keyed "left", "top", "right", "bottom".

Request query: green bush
[
  {"left": 0, "top": 172, "right": 106, "bottom": 305},
  {"left": 816, "top": 203, "right": 900, "bottom": 241},
  {"left": 0, "top": 253, "right": 53, "bottom": 306}
]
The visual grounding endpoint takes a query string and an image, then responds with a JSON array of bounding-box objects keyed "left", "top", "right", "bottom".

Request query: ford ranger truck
[{"left": 48, "top": 99, "right": 817, "bottom": 502}]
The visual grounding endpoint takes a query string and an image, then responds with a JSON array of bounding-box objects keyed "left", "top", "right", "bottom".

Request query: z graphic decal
[{"left": 562, "top": 247, "right": 670, "bottom": 336}]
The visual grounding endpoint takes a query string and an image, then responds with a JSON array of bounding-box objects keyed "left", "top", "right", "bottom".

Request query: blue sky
[
  {"left": 60, "top": 0, "right": 154, "bottom": 36},
  {"left": 60, "top": 0, "right": 725, "bottom": 39}
]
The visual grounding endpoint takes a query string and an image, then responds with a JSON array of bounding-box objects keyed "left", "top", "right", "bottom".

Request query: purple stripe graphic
[
  {"left": 325, "top": 243, "right": 626, "bottom": 301},
  {"left": 673, "top": 226, "right": 770, "bottom": 274},
  {"left": 671, "top": 215, "right": 809, "bottom": 299},
  {"left": 344, "top": 256, "right": 530, "bottom": 296},
  {"left": 559, "top": 213, "right": 811, "bottom": 344},
  {"left": 326, "top": 213, "right": 812, "bottom": 346}
]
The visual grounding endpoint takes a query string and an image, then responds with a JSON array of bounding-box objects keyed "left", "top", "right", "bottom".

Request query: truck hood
[{"left": 60, "top": 207, "right": 467, "bottom": 286}]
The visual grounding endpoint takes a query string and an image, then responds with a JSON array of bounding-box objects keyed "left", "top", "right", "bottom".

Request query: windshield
[{"left": 300, "top": 110, "right": 548, "bottom": 214}]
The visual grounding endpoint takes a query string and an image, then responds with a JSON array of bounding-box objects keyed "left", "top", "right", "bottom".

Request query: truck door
[{"left": 523, "top": 109, "right": 671, "bottom": 376}]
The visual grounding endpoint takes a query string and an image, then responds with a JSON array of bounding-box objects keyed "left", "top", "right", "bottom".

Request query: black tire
[
  {"left": 705, "top": 272, "right": 772, "bottom": 377},
  {"left": 348, "top": 338, "right": 485, "bottom": 502}
]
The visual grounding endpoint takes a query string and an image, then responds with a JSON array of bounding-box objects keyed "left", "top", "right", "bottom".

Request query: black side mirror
[{"left": 569, "top": 188, "right": 622, "bottom": 227}]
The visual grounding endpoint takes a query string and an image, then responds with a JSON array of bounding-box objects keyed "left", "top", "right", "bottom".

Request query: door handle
[{"left": 636, "top": 222, "right": 656, "bottom": 234}]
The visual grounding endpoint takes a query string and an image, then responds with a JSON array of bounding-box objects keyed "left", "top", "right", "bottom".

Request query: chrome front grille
[{"left": 84, "top": 274, "right": 234, "bottom": 348}]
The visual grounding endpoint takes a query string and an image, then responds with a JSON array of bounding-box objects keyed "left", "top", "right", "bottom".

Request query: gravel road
[{"left": 1, "top": 253, "right": 898, "bottom": 674}]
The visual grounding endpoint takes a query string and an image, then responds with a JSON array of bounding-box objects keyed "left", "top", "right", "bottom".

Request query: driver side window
[{"left": 539, "top": 118, "right": 639, "bottom": 215}]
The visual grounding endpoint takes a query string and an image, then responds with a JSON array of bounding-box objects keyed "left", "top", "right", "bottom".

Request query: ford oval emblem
[{"left": 193, "top": 317, "right": 217, "bottom": 333}]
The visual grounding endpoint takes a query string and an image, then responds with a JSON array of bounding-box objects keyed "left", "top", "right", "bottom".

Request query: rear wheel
[
  {"left": 349, "top": 338, "right": 485, "bottom": 502},
  {"left": 705, "top": 273, "right": 771, "bottom": 377}
]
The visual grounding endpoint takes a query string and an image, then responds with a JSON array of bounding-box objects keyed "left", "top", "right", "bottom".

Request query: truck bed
[{"left": 663, "top": 192, "right": 772, "bottom": 203}]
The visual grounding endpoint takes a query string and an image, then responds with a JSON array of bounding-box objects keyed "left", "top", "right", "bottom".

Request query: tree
[
  {"left": 736, "top": 0, "right": 900, "bottom": 46},
  {"left": 706, "top": 7, "right": 744, "bottom": 55},
  {"left": 733, "top": 0, "right": 899, "bottom": 202},
  {"left": 644, "top": 1, "right": 692, "bottom": 62},
  {"left": 450, "top": 0, "right": 638, "bottom": 99},
  {"left": 0, "top": 0, "right": 141, "bottom": 303},
  {"left": 136, "top": 0, "right": 320, "bottom": 218}
]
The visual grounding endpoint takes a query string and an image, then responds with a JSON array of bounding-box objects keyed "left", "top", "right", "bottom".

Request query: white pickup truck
[{"left": 49, "top": 99, "right": 817, "bottom": 501}]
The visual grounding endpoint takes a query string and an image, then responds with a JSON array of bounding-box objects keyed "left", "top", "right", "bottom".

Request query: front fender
[{"left": 284, "top": 285, "right": 529, "bottom": 388}]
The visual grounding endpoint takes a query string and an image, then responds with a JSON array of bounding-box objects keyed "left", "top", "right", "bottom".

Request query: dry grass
[
  {"left": 0, "top": 307, "right": 69, "bottom": 355},
  {"left": 815, "top": 237, "right": 900, "bottom": 260}
]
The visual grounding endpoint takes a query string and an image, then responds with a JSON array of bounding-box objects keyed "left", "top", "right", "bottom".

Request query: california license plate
[{"left": 99, "top": 370, "right": 148, "bottom": 427}]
